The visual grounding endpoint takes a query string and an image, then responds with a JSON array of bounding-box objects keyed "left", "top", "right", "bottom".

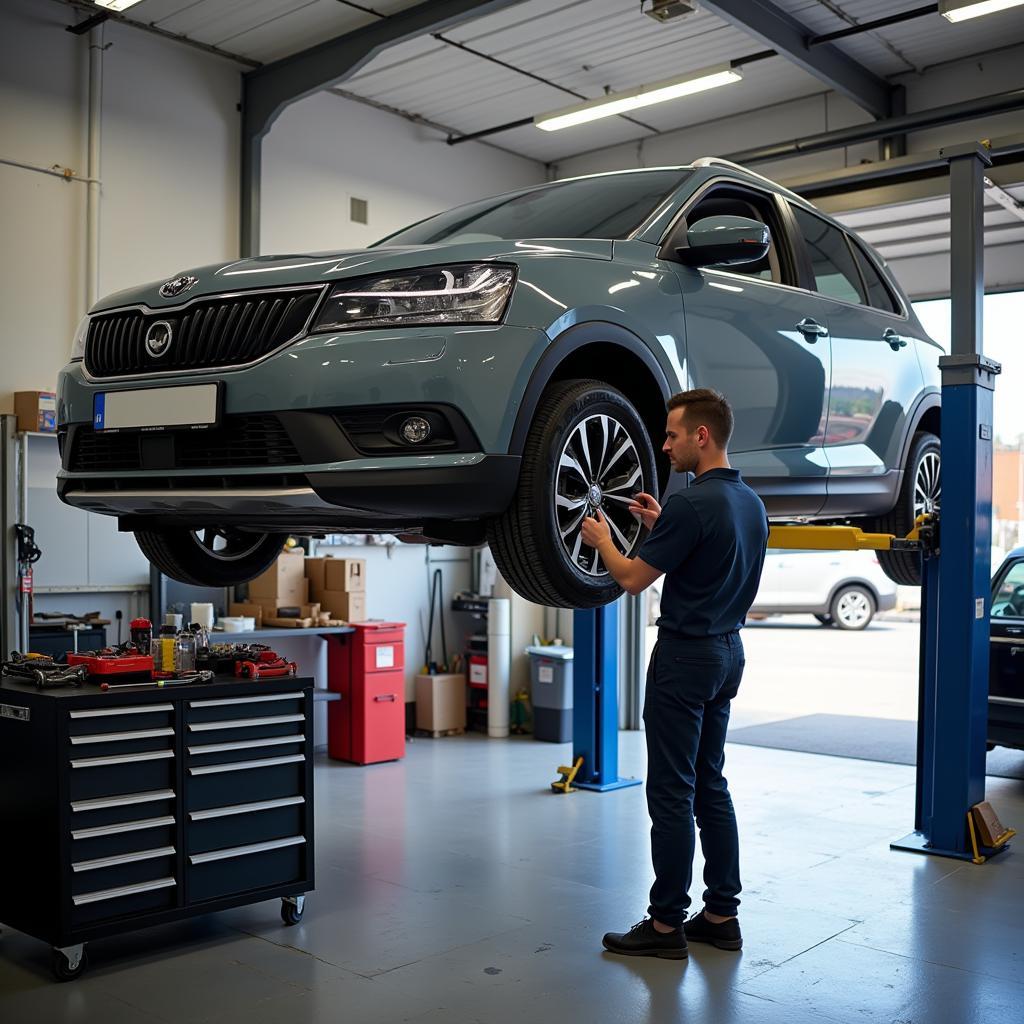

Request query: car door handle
[
  {"left": 883, "top": 328, "right": 908, "bottom": 350},
  {"left": 796, "top": 317, "right": 828, "bottom": 341}
]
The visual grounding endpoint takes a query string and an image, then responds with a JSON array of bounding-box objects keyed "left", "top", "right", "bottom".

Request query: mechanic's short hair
[{"left": 667, "top": 388, "right": 734, "bottom": 448}]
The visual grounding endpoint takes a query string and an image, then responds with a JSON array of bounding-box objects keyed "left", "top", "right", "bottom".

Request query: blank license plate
[{"left": 94, "top": 384, "right": 219, "bottom": 432}]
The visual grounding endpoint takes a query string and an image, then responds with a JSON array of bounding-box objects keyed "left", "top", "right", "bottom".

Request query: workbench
[{"left": 0, "top": 673, "right": 316, "bottom": 980}]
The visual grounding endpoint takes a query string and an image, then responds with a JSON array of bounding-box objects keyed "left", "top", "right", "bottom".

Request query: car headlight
[
  {"left": 312, "top": 264, "right": 516, "bottom": 332},
  {"left": 70, "top": 315, "right": 90, "bottom": 361}
]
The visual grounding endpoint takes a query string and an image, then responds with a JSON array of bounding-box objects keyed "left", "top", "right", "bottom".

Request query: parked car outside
[
  {"left": 56, "top": 158, "right": 942, "bottom": 607},
  {"left": 989, "top": 547, "right": 1024, "bottom": 751},
  {"left": 748, "top": 548, "right": 897, "bottom": 630}
]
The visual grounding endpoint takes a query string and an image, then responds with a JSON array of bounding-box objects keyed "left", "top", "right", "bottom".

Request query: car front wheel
[
  {"left": 134, "top": 527, "right": 288, "bottom": 587},
  {"left": 830, "top": 585, "right": 876, "bottom": 630},
  {"left": 487, "top": 378, "right": 658, "bottom": 608}
]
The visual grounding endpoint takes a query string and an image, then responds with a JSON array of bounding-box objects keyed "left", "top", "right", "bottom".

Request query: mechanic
[{"left": 580, "top": 387, "right": 768, "bottom": 961}]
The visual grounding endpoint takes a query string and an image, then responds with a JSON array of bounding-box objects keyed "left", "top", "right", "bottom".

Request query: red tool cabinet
[{"left": 326, "top": 622, "right": 406, "bottom": 765}]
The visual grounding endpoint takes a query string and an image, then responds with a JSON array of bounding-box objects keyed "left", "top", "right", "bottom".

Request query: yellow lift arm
[{"left": 767, "top": 514, "right": 935, "bottom": 553}]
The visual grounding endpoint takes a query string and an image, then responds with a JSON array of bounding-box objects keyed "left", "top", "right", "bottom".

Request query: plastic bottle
[{"left": 174, "top": 631, "right": 197, "bottom": 674}]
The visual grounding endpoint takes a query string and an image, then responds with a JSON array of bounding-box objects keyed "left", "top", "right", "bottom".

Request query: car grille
[
  {"left": 84, "top": 288, "right": 322, "bottom": 378},
  {"left": 69, "top": 415, "right": 302, "bottom": 472}
]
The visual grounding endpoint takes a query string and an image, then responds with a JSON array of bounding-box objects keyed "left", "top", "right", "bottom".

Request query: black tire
[
  {"left": 487, "top": 379, "right": 658, "bottom": 608},
  {"left": 867, "top": 431, "right": 939, "bottom": 587},
  {"left": 829, "top": 585, "right": 876, "bottom": 631},
  {"left": 52, "top": 947, "right": 88, "bottom": 981},
  {"left": 135, "top": 527, "right": 288, "bottom": 587},
  {"left": 814, "top": 614, "right": 833, "bottom": 627},
  {"left": 281, "top": 899, "right": 304, "bottom": 925}
]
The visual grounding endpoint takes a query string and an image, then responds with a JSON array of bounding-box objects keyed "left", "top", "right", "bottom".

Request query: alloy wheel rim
[
  {"left": 914, "top": 450, "right": 941, "bottom": 518},
  {"left": 836, "top": 590, "right": 871, "bottom": 628},
  {"left": 191, "top": 527, "right": 266, "bottom": 563},
  {"left": 554, "top": 413, "right": 643, "bottom": 577}
]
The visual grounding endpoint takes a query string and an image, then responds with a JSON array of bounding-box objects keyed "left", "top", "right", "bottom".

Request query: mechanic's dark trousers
[{"left": 643, "top": 631, "right": 744, "bottom": 927}]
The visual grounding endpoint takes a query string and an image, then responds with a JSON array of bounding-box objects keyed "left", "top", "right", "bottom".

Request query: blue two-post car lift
[{"left": 568, "top": 142, "right": 1012, "bottom": 861}]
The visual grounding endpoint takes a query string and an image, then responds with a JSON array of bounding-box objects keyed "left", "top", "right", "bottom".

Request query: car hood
[{"left": 89, "top": 239, "right": 615, "bottom": 313}]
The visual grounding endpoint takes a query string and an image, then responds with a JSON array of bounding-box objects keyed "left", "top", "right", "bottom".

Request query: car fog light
[{"left": 400, "top": 416, "right": 431, "bottom": 444}]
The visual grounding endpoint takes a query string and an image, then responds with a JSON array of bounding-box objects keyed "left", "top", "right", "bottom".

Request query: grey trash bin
[{"left": 526, "top": 645, "right": 573, "bottom": 742}]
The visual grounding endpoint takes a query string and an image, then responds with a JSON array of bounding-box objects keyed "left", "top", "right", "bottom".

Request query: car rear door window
[
  {"left": 993, "top": 560, "right": 1024, "bottom": 619},
  {"left": 849, "top": 240, "right": 900, "bottom": 314},
  {"left": 792, "top": 206, "right": 867, "bottom": 306}
]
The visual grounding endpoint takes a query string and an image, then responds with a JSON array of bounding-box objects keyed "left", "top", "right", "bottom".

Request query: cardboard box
[
  {"left": 415, "top": 674, "right": 467, "bottom": 733},
  {"left": 15, "top": 391, "right": 57, "bottom": 433},
  {"left": 324, "top": 558, "right": 366, "bottom": 593},
  {"left": 300, "top": 603, "right": 321, "bottom": 620},
  {"left": 229, "top": 602, "right": 263, "bottom": 628},
  {"left": 248, "top": 552, "right": 306, "bottom": 600},
  {"left": 316, "top": 589, "right": 365, "bottom": 622},
  {"left": 304, "top": 557, "right": 328, "bottom": 595}
]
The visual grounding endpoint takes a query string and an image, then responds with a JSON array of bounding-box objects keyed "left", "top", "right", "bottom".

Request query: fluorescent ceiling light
[
  {"left": 535, "top": 64, "right": 742, "bottom": 132},
  {"left": 940, "top": 0, "right": 1024, "bottom": 21},
  {"left": 94, "top": 0, "right": 145, "bottom": 11}
]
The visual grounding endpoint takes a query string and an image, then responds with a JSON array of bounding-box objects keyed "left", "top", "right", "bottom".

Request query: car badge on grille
[
  {"left": 158, "top": 274, "right": 198, "bottom": 298},
  {"left": 145, "top": 321, "right": 173, "bottom": 358}
]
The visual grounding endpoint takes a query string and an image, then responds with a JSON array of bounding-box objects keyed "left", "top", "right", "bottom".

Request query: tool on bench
[
  {"left": 2, "top": 652, "right": 87, "bottom": 689},
  {"left": 235, "top": 650, "right": 298, "bottom": 679}
]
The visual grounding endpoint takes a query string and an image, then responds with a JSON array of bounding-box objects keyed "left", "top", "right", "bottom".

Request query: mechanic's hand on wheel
[
  {"left": 628, "top": 492, "right": 661, "bottom": 529},
  {"left": 581, "top": 510, "right": 612, "bottom": 549}
]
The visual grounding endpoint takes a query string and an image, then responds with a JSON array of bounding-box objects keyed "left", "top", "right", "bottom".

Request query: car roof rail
[{"left": 691, "top": 157, "right": 806, "bottom": 203}]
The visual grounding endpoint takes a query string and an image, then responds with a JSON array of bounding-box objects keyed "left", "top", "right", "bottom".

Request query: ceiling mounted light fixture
[
  {"left": 534, "top": 63, "right": 743, "bottom": 132},
  {"left": 939, "top": 0, "right": 1024, "bottom": 21},
  {"left": 94, "top": 0, "right": 145, "bottom": 10}
]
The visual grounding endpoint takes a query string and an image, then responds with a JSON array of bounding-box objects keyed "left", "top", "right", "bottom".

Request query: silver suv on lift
[{"left": 57, "top": 158, "right": 941, "bottom": 607}]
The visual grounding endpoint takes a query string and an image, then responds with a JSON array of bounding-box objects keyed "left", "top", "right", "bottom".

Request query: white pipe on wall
[
  {"left": 487, "top": 598, "right": 510, "bottom": 738},
  {"left": 86, "top": 23, "right": 104, "bottom": 310}
]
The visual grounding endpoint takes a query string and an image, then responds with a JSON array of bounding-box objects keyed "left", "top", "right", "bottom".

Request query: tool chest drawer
[
  {"left": 188, "top": 837, "right": 306, "bottom": 903},
  {"left": 0, "top": 676, "right": 315, "bottom": 974}
]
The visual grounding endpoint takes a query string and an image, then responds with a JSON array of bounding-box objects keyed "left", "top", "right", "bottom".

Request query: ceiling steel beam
[
  {"left": 240, "top": 0, "right": 528, "bottom": 256},
  {"left": 701, "top": 0, "right": 892, "bottom": 118}
]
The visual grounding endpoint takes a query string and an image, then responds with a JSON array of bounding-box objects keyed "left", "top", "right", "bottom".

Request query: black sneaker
[
  {"left": 602, "top": 918, "right": 688, "bottom": 960},
  {"left": 683, "top": 910, "right": 742, "bottom": 950}
]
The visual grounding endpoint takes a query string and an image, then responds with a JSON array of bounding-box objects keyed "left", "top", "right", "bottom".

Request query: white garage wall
[
  {"left": 0, "top": 0, "right": 243, "bottom": 414},
  {"left": 260, "top": 89, "right": 544, "bottom": 254}
]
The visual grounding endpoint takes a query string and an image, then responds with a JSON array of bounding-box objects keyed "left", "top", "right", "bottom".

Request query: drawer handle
[
  {"left": 188, "top": 713, "right": 305, "bottom": 733},
  {"left": 72, "top": 815, "right": 176, "bottom": 840},
  {"left": 188, "top": 734, "right": 305, "bottom": 756},
  {"left": 71, "top": 750, "right": 174, "bottom": 769},
  {"left": 73, "top": 845, "right": 176, "bottom": 872},
  {"left": 190, "top": 835, "right": 305, "bottom": 865},
  {"left": 190, "top": 796, "right": 304, "bottom": 821},
  {"left": 189, "top": 753, "right": 305, "bottom": 776},
  {"left": 374, "top": 694, "right": 397, "bottom": 702},
  {"left": 70, "top": 704, "right": 174, "bottom": 719},
  {"left": 73, "top": 876, "right": 176, "bottom": 906},
  {"left": 188, "top": 692, "right": 303, "bottom": 708},
  {"left": 71, "top": 727, "right": 175, "bottom": 745},
  {"left": 72, "top": 789, "right": 175, "bottom": 813}
]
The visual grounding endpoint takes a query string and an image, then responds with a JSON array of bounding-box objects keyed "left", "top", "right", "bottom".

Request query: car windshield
[{"left": 373, "top": 170, "right": 690, "bottom": 246}]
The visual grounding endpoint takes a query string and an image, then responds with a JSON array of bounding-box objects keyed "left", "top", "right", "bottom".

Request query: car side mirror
[{"left": 675, "top": 215, "right": 771, "bottom": 268}]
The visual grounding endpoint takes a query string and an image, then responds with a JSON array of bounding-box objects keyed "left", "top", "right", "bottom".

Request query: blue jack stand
[{"left": 572, "top": 604, "right": 641, "bottom": 792}]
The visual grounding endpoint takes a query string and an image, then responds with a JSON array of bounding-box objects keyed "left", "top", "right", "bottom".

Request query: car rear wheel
[
  {"left": 135, "top": 527, "right": 288, "bottom": 587},
  {"left": 814, "top": 614, "right": 833, "bottom": 627},
  {"left": 487, "top": 378, "right": 658, "bottom": 608},
  {"left": 830, "top": 585, "right": 876, "bottom": 630},
  {"left": 869, "top": 431, "right": 940, "bottom": 587}
]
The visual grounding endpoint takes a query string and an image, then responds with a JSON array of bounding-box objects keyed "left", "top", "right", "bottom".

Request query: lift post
[{"left": 572, "top": 604, "right": 641, "bottom": 792}]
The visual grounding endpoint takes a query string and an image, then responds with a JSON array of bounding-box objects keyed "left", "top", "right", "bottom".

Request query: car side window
[
  {"left": 992, "top": 560, "right": 1024, "bottom": 618},
  {"left": 849, "top": 239, "right": 900, "bottom": 315},
  {"left": 682, "top": 187, "right": 788, "bottom": 284},
  {"left": 791, "top": 205, "right": 867, "bottom": 306}
]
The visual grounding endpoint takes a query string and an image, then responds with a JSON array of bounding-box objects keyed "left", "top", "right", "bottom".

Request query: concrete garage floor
[{"left": 1, "top": 732, "right": 1023, "bottom": 1024}]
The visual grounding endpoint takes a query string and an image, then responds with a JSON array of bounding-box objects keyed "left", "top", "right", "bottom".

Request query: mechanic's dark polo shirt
[{"left": 637, "top": 468, "right": 769, "bottom": 637}]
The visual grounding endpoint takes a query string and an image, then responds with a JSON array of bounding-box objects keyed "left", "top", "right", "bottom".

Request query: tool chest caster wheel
[
  {"left": 52, "top": 944, "right": 87, "bottom": 981},
  {"left": 281, "top": 895, "right": 305, "bottom": 925}
]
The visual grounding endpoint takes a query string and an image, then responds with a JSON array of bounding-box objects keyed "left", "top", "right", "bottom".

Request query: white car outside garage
[{"left": 748, "top": 549, "right": 898, "bottom": 630}]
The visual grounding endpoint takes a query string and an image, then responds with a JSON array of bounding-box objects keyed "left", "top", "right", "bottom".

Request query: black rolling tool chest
[{"left": 0, "top": 675, "right": 315, "bottom": 980}]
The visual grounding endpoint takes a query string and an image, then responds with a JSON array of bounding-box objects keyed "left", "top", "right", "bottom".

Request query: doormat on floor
[{"left": 726, "top": 714, "right": 1024, "bottom": 781}]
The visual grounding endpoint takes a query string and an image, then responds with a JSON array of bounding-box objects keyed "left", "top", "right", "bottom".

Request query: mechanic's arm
[{"left": 580, "top": 512, "right": 664, "bottom": 596}]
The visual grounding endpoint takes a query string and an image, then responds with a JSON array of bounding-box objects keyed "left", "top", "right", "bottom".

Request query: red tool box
[
  {"left": 327, "top": 622, "right": 405, "bottom": 765},
  {"left": 66, "top": 652, "right": 154, "bottom": 682}
]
